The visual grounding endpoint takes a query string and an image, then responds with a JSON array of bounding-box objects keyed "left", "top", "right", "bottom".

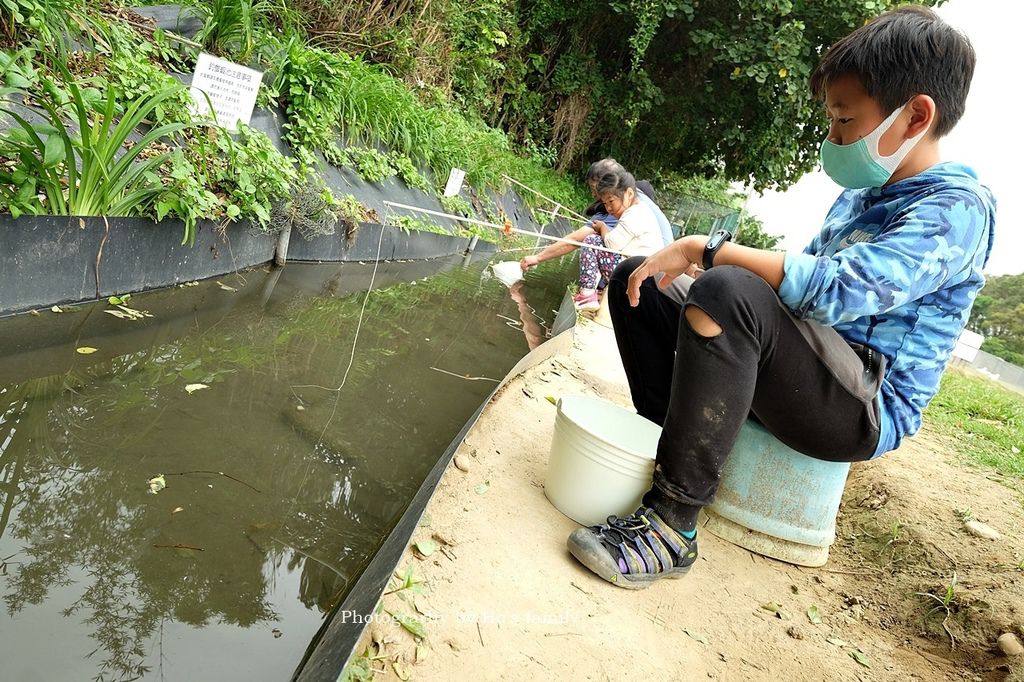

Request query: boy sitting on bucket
[{"left": 567, "top": 6, "right": 996, "bottom": 589}]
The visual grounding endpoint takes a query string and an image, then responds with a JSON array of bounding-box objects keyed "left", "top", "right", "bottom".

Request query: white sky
[{"left": 745, "top": 0, "right": 1021, "bottom": 275}]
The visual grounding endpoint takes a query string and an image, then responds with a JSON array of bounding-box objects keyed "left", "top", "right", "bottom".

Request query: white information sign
[
  {"left": 189, "top": 53, "right": 263, "bottom": 132},
  {"left": 443, "top": 168, "right": 466, "bottom": 198}
]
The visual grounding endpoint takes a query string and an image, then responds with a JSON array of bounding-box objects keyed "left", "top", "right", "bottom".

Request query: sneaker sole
[{"left": 566, "top": 529, "right": 691, "bottom": 590}]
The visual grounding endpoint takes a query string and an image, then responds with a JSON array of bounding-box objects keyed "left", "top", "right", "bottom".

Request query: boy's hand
[{"left": 627, "top": 236, "right": 706, "bottom": 307}]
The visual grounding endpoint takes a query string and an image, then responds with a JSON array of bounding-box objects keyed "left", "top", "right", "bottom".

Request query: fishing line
[
  {"left": 382, "top": 201, "right": 626, "bottom": 256},
  {"left": 290, "top": 205, "right": 391, "bottom": 447}
]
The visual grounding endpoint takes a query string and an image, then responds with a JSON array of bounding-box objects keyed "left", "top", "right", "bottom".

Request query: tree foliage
[
  {"left": 969, "top": 273, "right": 1024, "bottom": 367},
  {"left": 298, "top": 0, "right": 944, "bottom": 190}
]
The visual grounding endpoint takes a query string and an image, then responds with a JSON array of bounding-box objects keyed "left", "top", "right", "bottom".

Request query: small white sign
[
  {"left": 189, "top": 53, "right": 263, "bottom": 132},
  {"left": 952, "top": 329, "right": 984, "bottom": 362},
  {"left": 443, "top": 168, "right": 466, "bottom": 198}
]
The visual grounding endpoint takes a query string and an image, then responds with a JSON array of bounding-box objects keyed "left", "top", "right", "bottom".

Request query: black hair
[
  {"left": 593, "top": 168, "right": 636, "bottom": 199},
  {"left": 636, "top": 179, "right": 656, "bottom": 202},
  {"left": 809, "top": 5, "right": 975, "bottom": 138}
]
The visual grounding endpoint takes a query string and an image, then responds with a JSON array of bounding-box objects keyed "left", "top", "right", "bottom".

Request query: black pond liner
[
  {"left": 292, "top": 313, "right": 576, "bottom": 682},
  {"left": 0, "top": 215, "right": 501, "bottom": 317}
]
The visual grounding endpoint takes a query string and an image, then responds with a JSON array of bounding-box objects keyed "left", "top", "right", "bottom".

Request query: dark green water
[{"left": 0, "top": 255, "right": 573, "bottom": 681}]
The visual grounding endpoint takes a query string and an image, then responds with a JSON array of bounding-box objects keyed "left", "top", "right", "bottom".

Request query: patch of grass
[{"left": 925, "top": 369, "right": 1024, "bottom": 480}]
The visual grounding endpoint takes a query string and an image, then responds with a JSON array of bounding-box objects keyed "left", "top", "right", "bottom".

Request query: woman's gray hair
[
  {"left": 586, "top": 158, "right": 626, "bottom": 182},
  {"left": 593, "top": 167, "right": 636, "bottom": 199}
]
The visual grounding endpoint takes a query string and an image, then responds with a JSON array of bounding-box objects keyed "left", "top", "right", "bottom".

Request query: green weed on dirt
[{"left": 924, "top": 369, "right": 1024, "bottom": 480}]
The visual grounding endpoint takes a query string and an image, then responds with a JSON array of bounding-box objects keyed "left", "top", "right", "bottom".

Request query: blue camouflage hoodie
[{"left": 778, "top": 162, "right": 996, "bottom": 457}]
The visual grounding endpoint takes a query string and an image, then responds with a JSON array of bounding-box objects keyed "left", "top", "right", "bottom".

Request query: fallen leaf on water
[
  {"left": 475, "top": 481, "right": 490, "bottom": 495},
  {"left": 51, "top": 305, "right": 63, "bottom": 313},
  {"left": 684, "top": 629, "right": 708, "bottom": 645},
  {"left": 414, "top": 539, "right": 438, "bottom": 558},
  {"left": 76, "top": 346, "right": 98, "bottom": 354},
  {"left": 849, "top": 650, "right": 871, "bottom": 668},
  {"left": 545, "top": 396, "right": 557, "bottom": 406},
  {"left": 185, "top": 383, "right": 209, "bottom": 394},
  {"left": 216, "top": 281, "right": 237, "bottom": 292},
  {"left": 148, "top": 475, "right": 166, "bottom": 495},
  {"left": 172, "top": 506, "right": 184, "bottom": 514},
  {"left": 807, "top": 605, "right": 822, "bottom": 624},
  {"left": 29, "top": 309, "right": 39, "bottom": 316}
]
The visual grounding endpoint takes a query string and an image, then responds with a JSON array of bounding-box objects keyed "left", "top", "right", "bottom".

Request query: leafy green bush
[
  {"left": 0, "top": 63, "right": 188, "bottom": 222},
  {"left": 390, "top": 153, "right": 432, "bottom": 194},
  {"left": 347, "top": 146, "right": 396, "bottom": 184},
  {"left": 161, "top": 123, "right": 297, "bottom": 240},
  {"left": 102, "top": 46, "right": 194, "bottom": 123},
  {"left": 194, "top": 0, "right": 274, "bottom": 62}
]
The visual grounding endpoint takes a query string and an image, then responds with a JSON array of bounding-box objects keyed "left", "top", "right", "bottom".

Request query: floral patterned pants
[{"left": 579, "top": 234, "right": 623, "bottom": 290}]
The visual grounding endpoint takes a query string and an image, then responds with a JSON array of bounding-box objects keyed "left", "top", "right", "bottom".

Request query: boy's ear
[{"left": 907, "top": 94, "right": 938, "bottom": 139}]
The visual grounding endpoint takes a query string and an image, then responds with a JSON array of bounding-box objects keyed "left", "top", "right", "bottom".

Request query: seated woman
[{"left": 521, "top": 165, "right": 663, "bottom": 310}]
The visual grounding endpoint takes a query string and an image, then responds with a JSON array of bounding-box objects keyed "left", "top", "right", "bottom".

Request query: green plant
[
  {"left": 194, "top": 0, "right": 275, "bottom": 62},
  {"left": 346, "top": 145, "right": 396, "bottom": 184},
  {"left": 1, "top": 0, "right": 107, "bottom": 59},
  {"left": 275, "top": 38, "right": 346, "bottom": 167},
  {"left": 391, "top": 215, "right": 447, "bottom": 236},
  {"left": 0, "top": 45, "right": 35, "bottom": 93},
  {"left": 160, "top": 123, "right": 297, "bottom": 241},
  {"left": 390, "top": 152, "right": 432, "bottom": 194},
  {"left": 439, "top": 195, "right": 472, "bottom": 217},
  {"left": 914, "top": 572, "right": 959, "bottom": 647},
  {"left": 0, "top": 63, "right": 188, "bottom": 220},
  {"left": 102, "top": 44, "right": 194, "bottom": 123}
]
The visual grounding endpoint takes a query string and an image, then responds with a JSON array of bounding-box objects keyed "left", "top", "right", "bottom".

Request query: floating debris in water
[
  {"left": 185, "top": 383, "right": 209, "bottom": 394},
  {"left": 148, "top": 475, "right": 166, "bottom": 495}
]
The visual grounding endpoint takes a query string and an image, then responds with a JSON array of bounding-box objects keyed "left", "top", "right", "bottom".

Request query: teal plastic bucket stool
[{"left": 700, "top": 420, "right": 851, "bottom": 567}]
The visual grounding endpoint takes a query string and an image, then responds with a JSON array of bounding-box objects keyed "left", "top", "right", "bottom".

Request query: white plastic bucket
[
  {"left": 545, "top": 395, "right": 660, "bottom": 526},
  {"left": 491, "top": 260, "right": 523, "bottom": 287}
]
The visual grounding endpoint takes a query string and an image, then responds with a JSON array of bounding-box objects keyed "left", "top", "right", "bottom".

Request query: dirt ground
[{"left": 354, "top": 317, "right": 1024, "bottom": 682}]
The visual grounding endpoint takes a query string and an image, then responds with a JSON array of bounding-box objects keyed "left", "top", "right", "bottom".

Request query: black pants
[{"left": 608, "top": 258, "right": 883, "bottom": 532}]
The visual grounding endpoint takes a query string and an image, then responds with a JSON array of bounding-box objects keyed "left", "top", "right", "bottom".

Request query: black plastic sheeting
[
  {"left": 0, "top": 215, "right": 275, "bottom": 316},
  {"left": 0, "top": 215, "right": 506, "bottom": 316}
]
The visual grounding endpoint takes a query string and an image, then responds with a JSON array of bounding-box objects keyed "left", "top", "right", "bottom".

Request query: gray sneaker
[{"left": 567, "top": 507, "right": 698, "bottom": 589}]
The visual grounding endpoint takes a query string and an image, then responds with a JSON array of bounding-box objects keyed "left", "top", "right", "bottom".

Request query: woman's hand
[
  {"left": 626, "top": 236, "right": 707, "bottom": 306},
  {"left": 520, "top": 255, "right": 540, "bottom": 272},
  {"left": 591, "top": 219, "right": 609, "bottom": 237}
]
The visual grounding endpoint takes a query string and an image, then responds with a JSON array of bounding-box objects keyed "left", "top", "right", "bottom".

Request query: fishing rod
[
  {"left": 381, "top": 201, "right": 626, "bottom": 256},
  {"left": 501, "top": 175, "right": 590, "bottom": 222}
]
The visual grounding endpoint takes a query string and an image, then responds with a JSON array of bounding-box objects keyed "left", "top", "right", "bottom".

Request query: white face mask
[{"left": 820, "top": 101, "right": 929, "bottom": 189}]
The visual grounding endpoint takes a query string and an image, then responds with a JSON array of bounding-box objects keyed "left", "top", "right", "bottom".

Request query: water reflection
[{"left": 0, "top": 256, "right": 570, "bottom": 681}]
